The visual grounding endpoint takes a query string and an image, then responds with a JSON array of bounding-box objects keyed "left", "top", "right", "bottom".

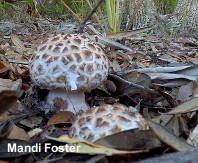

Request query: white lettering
[
  {"left": 76, "top": 145, "right": 80, "bottom": 152},
  {"left": 43, "top": 143, "right": 81, "bottom": 153},
  {"left": 24, "top": 146, "right": 31, "bottom": 152},
  {"left": 69, "top": 146, "right": 75, "bottom": 152},
  {"left": 58, "top": 146, "right": 64, "bottom": 152},
  {"left": 51, "top": 145, "right": 58, "bottom": 152},
  {"left": 45, "top": 143, "right": 51, "bottom": 152},
  {"left": 18, "top": 146, "right": 23, "bottom": 152},
  {"left": 7, "top": 143, "right": 16, "bottom": 152}
]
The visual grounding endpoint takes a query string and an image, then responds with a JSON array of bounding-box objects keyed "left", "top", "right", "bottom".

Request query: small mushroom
[
  {"left": 29, "top": 33, "right": 109, "bottom": 113},
  {"left": 69, "top": 103, "right": 149, "bottom": 142}
]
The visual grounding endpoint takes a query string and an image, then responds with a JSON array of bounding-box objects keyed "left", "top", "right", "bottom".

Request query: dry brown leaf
[
  {"left": 95, "top": 129, "right": 161, "bottom": 151},
  {"left": 0, "top": 121, "right": 13, "bottom": 139},
  {"left": 0, "top": 61, "right": 9, "bottom": 77},
  {"left": 47, "top": 135, "right": 138, "bottom": 155},
  {"left": 10, "top": 34, "right": 26, "bottom": 51},
  {"left": 167, "top": 97, "right": 198, "bottom": 114},
  {"left": 47, "top": 111, "right": 74, "bottom": 126},
  {"left": 20, "top": 116, "right": 43, "bottom": 128},
  {"left": 187, "top": 125, "right": 198, "bottom": 147},
  {"left": 177, "top": 81, "right": 197, "bottom": 101},
  {"left": 192, "top": 86, "right": 198, "bottom": 97},
  {"left": 7, "top": 123, "right": 30, "bottom": 141},
  {"left": 0, "top": 78, "right": 22, "bottom": 92},
  {"left": 110, "top": 58, "right": 122, "bottom": 72},
  {"left": 148, "top": 120, "right": 194, "bottom": 151},
  {"left": 104, "top": 80, "right": 116, "bottom": 94},
  {"left": 0, "top": 90, "right": 23, "bottom": 115}
]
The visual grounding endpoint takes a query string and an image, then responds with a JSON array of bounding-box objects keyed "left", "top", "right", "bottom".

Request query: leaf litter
[{"left": 0, "top": 18, "right": 198, "bottom": 163}]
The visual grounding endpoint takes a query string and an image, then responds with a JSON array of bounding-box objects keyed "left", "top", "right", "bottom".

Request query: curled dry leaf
[
  {"left": 104, "top": 80, "right": 116, "bottom": 94},
  {"left": 47, "top": 111, "right": 74, "bottom": 126}
]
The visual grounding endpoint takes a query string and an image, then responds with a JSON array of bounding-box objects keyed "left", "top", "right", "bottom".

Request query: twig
[
  {"left": 58, "top": 0, "right": 96, "bottom": 35},
  {"left": 86, "top": 0, "right": 106, "bottom": 32},
  {"left": 109, "top": 74, "right": 159, "bottom": 95},
  {"left": 122, "top": 0, "right": 144, "bottom": 44},
  {"left": 126, "top": 0, "right": 144, "bottom": 31},
  {"left": 78, "top": 0, "right": 105, "bottom": 33},
  {"left": 58, "top": 0, "right": 81, "bottom": 22}
]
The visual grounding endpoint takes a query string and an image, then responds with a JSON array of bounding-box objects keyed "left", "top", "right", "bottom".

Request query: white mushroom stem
[{"left": 46, "top": 90, "right": 89, "bottom": 113}]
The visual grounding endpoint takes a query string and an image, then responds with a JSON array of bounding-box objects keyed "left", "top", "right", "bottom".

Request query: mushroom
[
  {"left": 69, "top": 103, "right": 148, "bottom": 142},
  {"left": 29, "top": 33, "right": 109, "bottom": 113}
]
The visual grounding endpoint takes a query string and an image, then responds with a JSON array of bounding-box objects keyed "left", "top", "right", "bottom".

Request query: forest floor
[{"left": 0, "top": 19, "right": 198, "bottom": 163}]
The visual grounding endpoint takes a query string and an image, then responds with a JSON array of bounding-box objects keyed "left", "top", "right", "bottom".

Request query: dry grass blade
[
  {"left": 107, "top": 27, "right": 153, "bottom": 39},
  {"left": 148, "top": 120, "right": 194, "bottom": 151}
]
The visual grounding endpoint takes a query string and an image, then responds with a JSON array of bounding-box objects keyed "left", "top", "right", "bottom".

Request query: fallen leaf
[
  {"left": 0, "top": 78, "right": 22, "bottom": 92},
  {"left": 0, "top": 121, "right": 13, "bottom": 139},
  {"left": 7, "top": 123, "right": 30, "bottom": 141},
  {"left": 10, "top": 34, "right": 26, "bottom": 51},
  {"left": 148, "top": 120, "right": 194, "bottom": 151},
  {"left": 187, "top": 125, "right": 198, "bottom": 147},
  {"left": 0, "top": 90, "right": 23, "bottom": 115},
  {"left": 46, "top": 135, "right": 140, "bottom": 155},
  {"left": 95, "top": 129, "right": 161, "bottom": 151},
  {"left": 47, "top": 111, "right": 74, "bottom": 126},
  {"left": 177, "top": 81, "right": 197, "bottom": 101},
  {"left": 167, "top": 97, "right": 198, "bottom": 114},
  {"left": 0, "top": 61, "right": 9, "bottom": 77}
]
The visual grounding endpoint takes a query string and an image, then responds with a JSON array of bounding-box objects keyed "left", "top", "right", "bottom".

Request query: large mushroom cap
[
  {"left": 29, "top": 33, "right": 109, "bottom": 92},
  {"left": 69, "top": 103, "right": 149, "bottom": 142}
]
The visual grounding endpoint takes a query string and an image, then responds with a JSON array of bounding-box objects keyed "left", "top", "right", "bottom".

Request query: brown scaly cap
[
  {"left": 29, "top": 33, "right": 109, "bottom": 92},
  {"left": 69, "top": 103, "right": 149, "bottom": 142}
]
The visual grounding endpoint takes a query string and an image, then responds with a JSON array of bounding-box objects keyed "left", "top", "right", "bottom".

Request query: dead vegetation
[{"left": 1, "top": 0, "right": 198, "bottom": 163}]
